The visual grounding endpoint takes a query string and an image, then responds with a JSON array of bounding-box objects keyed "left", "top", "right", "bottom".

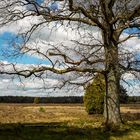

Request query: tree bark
[
  {"left": 103, "top": 31, "right": 122, "bottom": 128},
  {"left": 104, "top": 65, "right": 122, "bottom": 127}
]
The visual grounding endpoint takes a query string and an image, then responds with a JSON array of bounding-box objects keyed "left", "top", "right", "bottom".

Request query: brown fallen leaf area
[{"left": 0, "top": 103, "right": 139, "bottom": 124}]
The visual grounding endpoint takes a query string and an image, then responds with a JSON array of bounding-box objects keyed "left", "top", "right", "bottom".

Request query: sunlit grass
[{"left": 0, "top": 103, "right": 139, "bottom": 140}]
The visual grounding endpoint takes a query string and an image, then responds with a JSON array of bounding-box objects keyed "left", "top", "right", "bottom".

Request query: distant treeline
[
  {"left": 127, "top": 96, "right": 140, "bottom": 103},
  {"left": 0, "top": 96, "right": 139, "bottom": 104},
  {"left": 0, "top": 96, "right": 83, "bottom": 103}
]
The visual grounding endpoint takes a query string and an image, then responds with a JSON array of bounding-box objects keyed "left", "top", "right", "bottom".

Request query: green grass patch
[{"left": 0, "top": 122, "right": 139, "bottom": 140}]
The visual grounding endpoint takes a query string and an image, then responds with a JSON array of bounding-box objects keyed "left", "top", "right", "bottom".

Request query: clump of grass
[{"left": 39, "top": 107, "right": 46, "bottom": 113}]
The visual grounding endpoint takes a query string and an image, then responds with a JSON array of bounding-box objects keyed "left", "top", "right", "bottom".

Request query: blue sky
[
  {"left": 0, "top": 28, "right": 139, "bottom": 65},
  {"left": 27, "top": 0, "right": 59, "bottom": 11},
  {"left": 36, "top": 0, "right": 44, "bottom": 5},
  {"left": 0, "top": 1, "right": 139, "bottom": 96},
  {"left": 0, "top": 27, "right": 139, "bottom": 97},
  {"left": 0, "top": 32, "right": 49, "bottom": 65},
  {"left": 0, "top": 0, "right": 60, "bottom": 65},
  {"left": 124, "top": 27, "right": 140, "bottom": 36}
]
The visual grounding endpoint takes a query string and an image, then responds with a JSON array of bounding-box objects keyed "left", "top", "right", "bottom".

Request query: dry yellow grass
[
  {"left": 0, "top": 103, "right": 139, "bottom": 140},
  {"left": 0, "top": 103, "right": 139, "bottom": 125},
  {"left": 120, "top": 104, "right": 140, "bottom": 113},
  {"left": 0, "top": 104, "right": 102, "bottom": 126}
]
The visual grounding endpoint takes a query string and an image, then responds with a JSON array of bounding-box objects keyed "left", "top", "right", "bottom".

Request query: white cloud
[
  {"left": 0, "top": 61, "right": 140, "bottom": 96},
  {"left": 0, "top": 16, "right": 44, "bottom": 35},
  {"left": 121, "top": 73, "right": 140, "bottom": 96},
  {"left": 0, "top": 1, "right": 139, "bottom": 97},
  {"left": 120, "top": 33, "right": 140, "bottom": 53},
  {"left": 0, "top": 73, "right": 84, "bottom": 97}
]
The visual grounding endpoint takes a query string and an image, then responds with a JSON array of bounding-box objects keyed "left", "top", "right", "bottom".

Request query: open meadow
[{"left": 0, "top": 103, "right": 139, "bottom": 140}]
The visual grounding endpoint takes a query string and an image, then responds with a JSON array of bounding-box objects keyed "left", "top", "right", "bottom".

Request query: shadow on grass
[
  {"left": 122, "top": 112, "right": 140, "bottom": 121},
  {"left": 0, "top": 122, "right": 139, "bottom": 140}
]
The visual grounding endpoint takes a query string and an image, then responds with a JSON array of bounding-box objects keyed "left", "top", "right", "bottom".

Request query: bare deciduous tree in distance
[{"left": 0, "top": 0, "right": 140, "bottom": 128}]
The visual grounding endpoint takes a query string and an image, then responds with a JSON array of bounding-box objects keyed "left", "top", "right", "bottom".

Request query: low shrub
[
  {"left": 84, "top": 74, "right": 105, "bottom": 114},
  {"left": 39, "top": 107, "right": 46, "bottom": 112},
  {"left": 34, "top": 97, "right": 40, "bottom": 104},
  {"left": 84, "top": 74, "right": 128, "bottom": 114}
]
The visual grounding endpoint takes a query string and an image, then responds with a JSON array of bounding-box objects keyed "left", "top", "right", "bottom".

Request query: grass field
[{"left": 0, "top": 103, "right": 139, "bottom": 140}]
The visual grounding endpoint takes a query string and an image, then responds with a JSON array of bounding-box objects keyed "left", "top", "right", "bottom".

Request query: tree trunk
[
  {"left": 103, "top": 42, "right": 122, "bottom": 128},
  {"left": 104, "top": 67, "right": 122, "bottom": 128}
]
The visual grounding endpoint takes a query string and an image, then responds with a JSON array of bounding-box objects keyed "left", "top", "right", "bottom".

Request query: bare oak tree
[{"left": 0, "top": 0, "right": 140, "bottom": 128}]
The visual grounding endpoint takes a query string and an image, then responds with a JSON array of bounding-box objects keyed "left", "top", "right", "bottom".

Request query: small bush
[
  {"left": 34, "top": 97, "right": 40, "bottom": 104},
  {"left": 84, "top": 74, "right": 105, "bottom": 114},
  {"left": 84, "top": 74, "right": 128, "bottom": 114},
  {"left": 119, "top": 86, "right": 128, "bottom": 103},
  {"left": 39, "top": 107, "right": 46, "bottom": 112}
]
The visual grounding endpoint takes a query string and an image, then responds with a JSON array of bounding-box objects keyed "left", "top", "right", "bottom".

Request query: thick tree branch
[{"left": 0, "top": 63, "right": 104, "bottom": 78}]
